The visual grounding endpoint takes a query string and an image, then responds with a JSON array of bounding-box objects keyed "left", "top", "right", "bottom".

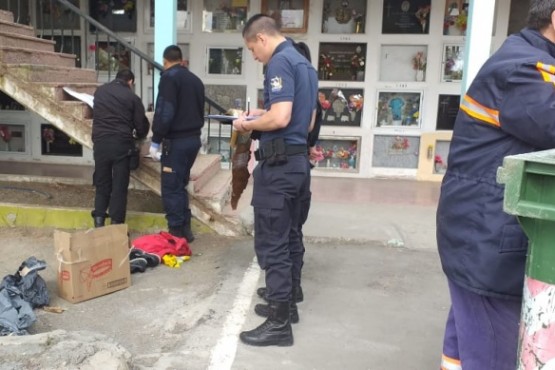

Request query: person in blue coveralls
[{"left": 437, "top": 1, "right": 555, "bottom": 368}]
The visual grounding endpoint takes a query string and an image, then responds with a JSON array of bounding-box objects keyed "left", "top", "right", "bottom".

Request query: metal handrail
[
  {"left": 56, "top": 0, "right": 162, "bottom": 71},
  {"left": 54, "top": 0, "right": 228, "bottom": 116},
  {"left": 0, "top": 0, "right": 231, "bottom": 160}
]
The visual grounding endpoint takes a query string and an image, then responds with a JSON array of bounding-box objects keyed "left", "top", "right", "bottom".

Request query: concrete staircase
[{"left": 0, "top": 9, "right": 243, "bottom": 236}]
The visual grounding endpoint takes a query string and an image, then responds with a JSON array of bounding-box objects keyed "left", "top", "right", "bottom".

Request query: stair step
[
  {"left": 60, "top": 101, "right": 93, "bottom": 120},
  {"left": 0, "top": 10, "right": 14, "bottom": 23},
  {"left": 82, "top": 119, "right": 93, "bottom": 131},
  {"left": 35, "top": 82, "right": 100, "bottom": 102},
  {"left": 190, "top": 153, "right": 223, "bottom": 193},
  {"left": 194, "top": 169, "right": 232, "bottom": 213},
  {"left": 0, "top": 46, "right": 76, "bottom": 68},
  {"left": 0, "top": 32, "right": 55, "bottom": 52},
  {"left": 0, "top": 20, "right": 35, "bottom": 37},
  {"left": 6, "top": 64, "right": 97, "bottom": 83}
]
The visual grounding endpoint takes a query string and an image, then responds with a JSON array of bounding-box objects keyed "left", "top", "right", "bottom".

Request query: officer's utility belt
[{"left": 254, "top": 138, "right": 307, "bottom": 166}]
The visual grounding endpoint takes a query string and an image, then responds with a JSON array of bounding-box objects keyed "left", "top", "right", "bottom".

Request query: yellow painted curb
[{"left": 0, "top": 203, "right": 209, "bottom": 234}]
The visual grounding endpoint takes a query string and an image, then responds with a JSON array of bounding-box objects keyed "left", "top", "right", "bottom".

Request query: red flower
[{"left": 0, "top": 126, "right": 11, "bottom": 143}]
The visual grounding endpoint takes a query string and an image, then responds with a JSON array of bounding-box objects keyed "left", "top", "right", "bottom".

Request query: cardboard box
[{"left": 54, "top": 224, "right": 131, "bottom": 303}]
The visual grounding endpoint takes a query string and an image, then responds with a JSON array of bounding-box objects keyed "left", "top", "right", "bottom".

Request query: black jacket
[
  {"left": 152, "top": 64, "right": 205, "bottom": 144},
  {"left": 92, "top": 78, "right": 149, "bottom": 143}
]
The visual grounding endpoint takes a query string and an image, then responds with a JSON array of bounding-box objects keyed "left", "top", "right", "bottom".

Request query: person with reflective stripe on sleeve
[
  {"left": 437, "top": 2, "right": 555, "bottom": 369},
  {"left": 233, "top": 14, "right": 318, "bottom": 347}
]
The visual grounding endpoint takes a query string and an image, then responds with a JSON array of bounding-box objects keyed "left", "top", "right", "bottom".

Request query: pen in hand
[{"left": 246, "top": 97, "right": 250, "bottom": 117}]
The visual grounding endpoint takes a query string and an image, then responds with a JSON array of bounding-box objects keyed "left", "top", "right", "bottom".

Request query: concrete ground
[{"left": 0, "top": 177, "right": 448, "bottom": 370}]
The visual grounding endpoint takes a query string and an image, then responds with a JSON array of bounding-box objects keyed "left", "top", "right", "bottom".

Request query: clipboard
[
  {"left": 205, "top": 114, "right": 237, "bottom": 123},
  {"left": 205, "top": 115, "right": 259, "bottom": 124}
]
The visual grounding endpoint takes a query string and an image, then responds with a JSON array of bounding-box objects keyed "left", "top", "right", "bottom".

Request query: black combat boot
[
  {"left": 93, "top": 217, "right": 105, "bottom": 228},
  {"left": 91, "top": 211, "right": 107, "bottom": 228},
  {"left": 169, "top": 226, "right": 184, "bottom": 238},
  {"left": 254, "top": 289, "right": 300, "bottom": 324},
  {"left": 257, "top": 285, "right": 304, "bottom": 303},
  {"left": 182, "top": 220, "right": 195, "bottom": 243},
  {"left": 240, "top": 301, "right": 293, "bottom": 346}
]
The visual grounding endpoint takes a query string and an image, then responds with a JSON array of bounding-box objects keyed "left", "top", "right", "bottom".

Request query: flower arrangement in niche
[
  {"left": 444, "top": 3, "right": 468, "bottom": 35},
  {"left": 391, "top": 136, "right": 410, "bottom": 151},
  {"left": 232, "top": 49, "right": 242, "bottom": 74},
  {"left": 435, "top": 154, "right": 444, "bottom": 165},
  {"left": 348, "top": 94, "right": 364, "bottom": 112},
  {"left": 42, "top": 128, "right": 55, "bottom": 146},
  {"left": 319, "top": 53, "right": 335, "bottom": 80},
  {"left": 412, "top": 51, "right": 427, "bottom": 71},
  {"left": 435, "top": 154, "right": 447, "bottom": 172},
  {"left": 350, "top": 45, "right": 365, "bottom": 80},
  {"left": 415, "top": 5, "right": 431, "bottom": 33},
  {"left": 0, "top": 126, "right": 11, "bottom": 143},
  {"left": 351, "top": 50, "right": 365, "bottom": 72},
  {"left": 316, "top": 141, "right": 358, "bottom": 169},
  {"left": 318, "top": 92, "right": 331, "bottom": 111},
  {"left": 455, "top": 13, "right": 467, "bottom": 32}
]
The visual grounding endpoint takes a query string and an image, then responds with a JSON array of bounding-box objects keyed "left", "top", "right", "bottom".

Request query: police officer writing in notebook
[{"left": 233, "top": 14, "right": 318, "bottom": 347}]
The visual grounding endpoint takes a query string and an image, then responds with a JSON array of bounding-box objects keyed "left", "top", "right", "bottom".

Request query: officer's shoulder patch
[{"left": 270, "top": 76, "right": 283, "bottom": 92}]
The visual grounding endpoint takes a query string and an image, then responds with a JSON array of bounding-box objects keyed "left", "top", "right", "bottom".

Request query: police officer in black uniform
[
  {"left": 149, "top": 45, "right": 205, "bottom": 242},
  {"left": 233, "top": 15, "right": 318, "bottom": 347},
  {"left": 255, "top": 40, "right": 323, "bottom": 314},
  {"left": 91, "top": 69, "right": 149, "bottom": 227}
]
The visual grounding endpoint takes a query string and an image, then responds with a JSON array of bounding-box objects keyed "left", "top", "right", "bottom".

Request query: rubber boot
[
  {"left": 240, "top": 301, "right": 293, "bottom": 346},
  {"left": 257, "top": 285, "right": 304, "bottom": 303},
  {"left": 255, "top": 290, "right": 299, "bottom": 324}
]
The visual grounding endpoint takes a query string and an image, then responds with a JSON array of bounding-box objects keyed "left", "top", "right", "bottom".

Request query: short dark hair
[
  {"left": 527, "top": 0, "right": 555, "bottom": 30},
  {"left": 242, "top": 14, "right": 280, "bottom": 40},
  {"left": 293, "top": 41, "right": 312, "bottom": 63},
  {"left": 116, "top": 69, "right": 134, "bottom": 83},
  {"left": 163, "top": 45, "right": 183, "bottom": 63}
]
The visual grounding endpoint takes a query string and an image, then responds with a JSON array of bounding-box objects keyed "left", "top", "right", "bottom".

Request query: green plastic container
[{"left": 497, "top": 149, "right": 555, "bottom": 369}]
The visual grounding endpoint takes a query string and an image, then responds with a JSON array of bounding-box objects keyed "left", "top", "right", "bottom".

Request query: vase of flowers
[
  {"left": 42, "top": 127, "right": 55, "bottom": 153},
  {"left": 351, "top": 46, "right": 365, "bottom": 81},
  {"left": 434, "top": 154, "right": 447, "bottom": 173},
  {"left": 412, "top": 51, "right": 427, "bottom": 81},
  {"left": 319, "top": 53, "right": 335, "bottom": 80}
]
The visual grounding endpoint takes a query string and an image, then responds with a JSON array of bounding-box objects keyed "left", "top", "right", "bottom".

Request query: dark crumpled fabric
[
  {"left": 0, "top": 257, "right": 49, "bottom": 336},
  {"left": 0, "top": 286, "right": 35, "bottom": 336}
]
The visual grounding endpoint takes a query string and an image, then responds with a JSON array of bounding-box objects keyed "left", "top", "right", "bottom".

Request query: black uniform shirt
[{"left": 92, "top": 78, "right": 149, "bottom": 143}]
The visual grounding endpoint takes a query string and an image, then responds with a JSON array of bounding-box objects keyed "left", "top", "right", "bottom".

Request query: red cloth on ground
[{"left": 131, "top": 232, "right": 191, "bottom": 258}]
